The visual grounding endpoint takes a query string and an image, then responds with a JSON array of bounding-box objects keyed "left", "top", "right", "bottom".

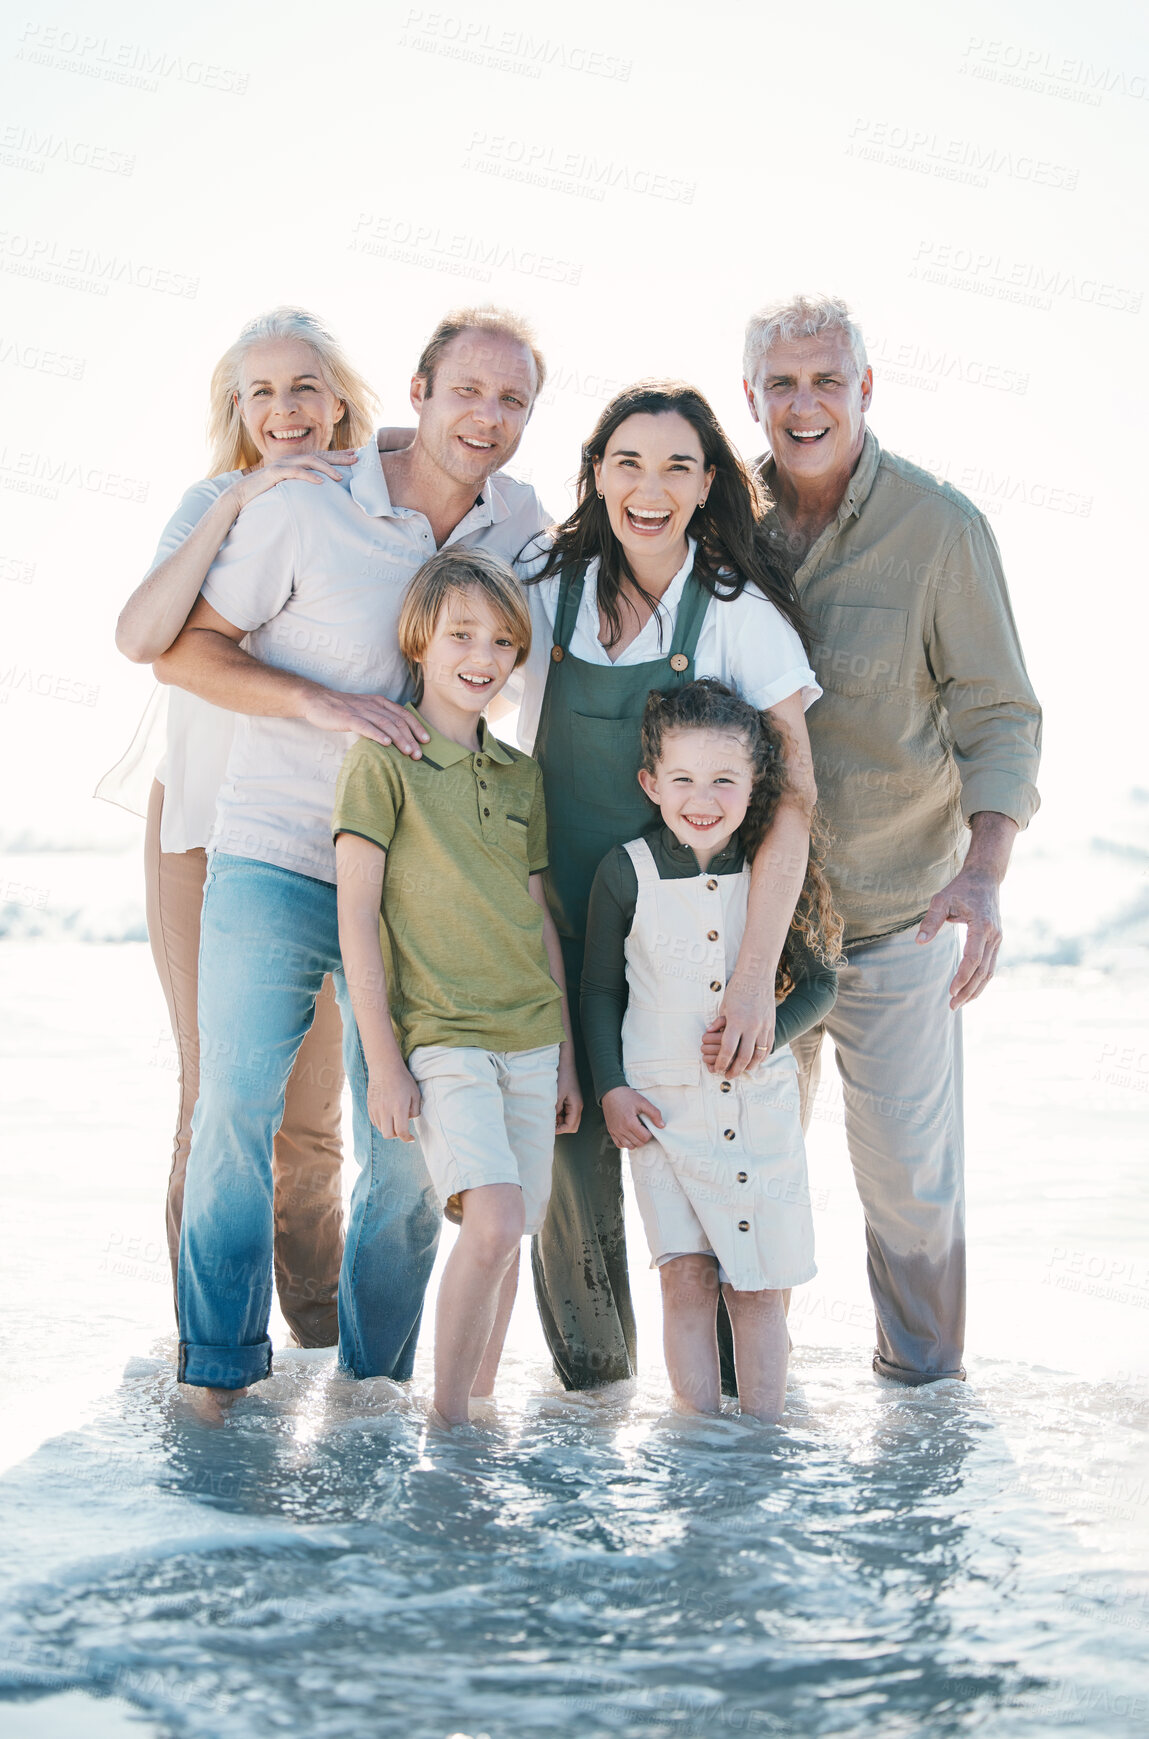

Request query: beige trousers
[
  {"left": 790, "top": 923, "right": 966, "bottom": 1384},
  {"left": 144, "top": 781, "right": 344, "bottom": 1346}
]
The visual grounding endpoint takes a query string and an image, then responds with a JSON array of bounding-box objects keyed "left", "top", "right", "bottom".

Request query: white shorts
[
  {"left": 408, "top": 1043, "right": 560, "bottom": 1235},
  {"left": 626, "top": 1047, "right": 816, "bottom": 1293}
]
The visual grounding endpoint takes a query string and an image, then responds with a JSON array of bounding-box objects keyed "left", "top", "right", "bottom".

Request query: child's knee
[
  {"left": 457, "top": 1185, "right": 524, "bottom": 1265},
  {"left": 659, "top": 1253, "right": 720, "bottom": 1300},
  {"left": 723, "top": 1284, "right": 785, "bottom": 1320}
]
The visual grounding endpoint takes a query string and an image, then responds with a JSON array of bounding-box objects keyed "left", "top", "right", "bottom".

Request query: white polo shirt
[
  {"left": 509, "top": 538, "right": 820, "bottom": 752},
  {"left": 200, "top": 441, "right": 549, "bottom": 883}
]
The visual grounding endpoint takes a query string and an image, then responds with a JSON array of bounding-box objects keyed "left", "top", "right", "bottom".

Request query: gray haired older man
[{"left": 741, "top": 294, "right": 1041, "bottom": 1385}]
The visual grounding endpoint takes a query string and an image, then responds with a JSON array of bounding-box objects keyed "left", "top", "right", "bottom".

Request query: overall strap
[
  {"left": 623, "top": 837, "right": 660, "bottom": 891},
  {"left": 666, "top": 570, "right": 712, "bottom": 675},
  {"left": 551, "top": 562, "right": 589, "bottom": 660}
]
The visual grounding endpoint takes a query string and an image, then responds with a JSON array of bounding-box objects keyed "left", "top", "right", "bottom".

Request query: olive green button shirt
[
  {"left": 332, "top": 706, "right": 564, "bottom": 1058},
  {"left": 760, "top": 428, "right": 1042, "bottom": 944}
]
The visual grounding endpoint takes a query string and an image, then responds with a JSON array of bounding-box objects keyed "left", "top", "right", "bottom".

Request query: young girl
[
  {"left": 333, "top": 550, "right": 581, "bottom": 1427},
  {"left": 581, "top": 679, "right": 842, "bottom": 1422}
]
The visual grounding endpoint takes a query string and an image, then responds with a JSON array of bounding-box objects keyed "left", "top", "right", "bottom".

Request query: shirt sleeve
[
  {"left": 147, "top": 476, "right": 235, "bottom": 570},
  {"left": 332, "top": 740, "right": 403, "bottom": 851},
  {"left": 927, "top": 516, "right": 1042, "bottom": 829},
  {"left": 579, "top": 848, "right": 639, "bottom": 1102},
  {"left": 717, "top": 588, "right": 821, "bottom": 713},
  {"left": 773, "top": 931, "right": 839, "bottom": 1050},
  {"left": 526, "top": 763, "right": 549, "bottom": 873},
  {"left": 199, "top": 487, "right": 298, "bottom": 633}
]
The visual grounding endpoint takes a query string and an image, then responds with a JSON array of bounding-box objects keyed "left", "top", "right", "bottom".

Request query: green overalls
[{"left": 530, "top": 561, "right": 712, "bottom": 1388}]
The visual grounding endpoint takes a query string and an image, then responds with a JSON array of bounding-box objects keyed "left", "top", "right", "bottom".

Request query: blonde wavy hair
[{"left": 206, "top": 307, "right": 378, "bottom": 476}]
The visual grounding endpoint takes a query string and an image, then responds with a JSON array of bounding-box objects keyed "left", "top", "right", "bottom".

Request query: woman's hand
[
  {"left": 366, "top": 1055, "right": 422, "bottom": 1142},
  {"left": 228, "top": 449, "right": 357, "bottom": 511},
  {"left": 555, "top": 1045, "right": 583, "bottom": 1134},
  {"left": 602, "top": 1086, "right": 665, "bottom": 1150}
]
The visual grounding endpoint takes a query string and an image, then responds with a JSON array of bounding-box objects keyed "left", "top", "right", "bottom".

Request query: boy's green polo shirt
[{"left": 332, "top": 705, "right": 564, "bottom": 1058}]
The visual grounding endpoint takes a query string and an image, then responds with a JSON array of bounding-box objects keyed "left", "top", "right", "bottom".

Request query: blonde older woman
[{"left": 100, "top": 307, "right": 377, "bottom": 1348}]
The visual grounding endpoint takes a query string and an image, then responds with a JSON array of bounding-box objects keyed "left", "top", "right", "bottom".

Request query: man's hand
[
  {"left": 916, "top": 868, "right": 1003, "bottom": 1008},
  {"left": 556, "top": 1047, "right": 583, "bottom": 1135},
  {"left": 916, "top": 811, "right": 1017, "bottom": 1009},
  {"left": 366, "top": 1056, "right": 422, "bottom": 1142},
  {"left": 602, "top": 1085, "right": 665, "bottom": 1150},
  {"left": 299, "top": 688, "right": 431, "bottom": 757},
  {"left": 706, "top": 975, "right": 777, "bottom": 1076}
]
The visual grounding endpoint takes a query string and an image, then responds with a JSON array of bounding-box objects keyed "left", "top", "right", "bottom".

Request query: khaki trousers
[
  {"left": 790, "top": 923, "right": 966, "bottom": 1383},
  {"left": 144, "top": 781, "right": 344, "bottom": 1345}
]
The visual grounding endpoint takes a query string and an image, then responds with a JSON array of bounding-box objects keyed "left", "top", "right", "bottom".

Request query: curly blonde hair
[
  {"left": 206, "top": 307, "right": 378, "bottom": 476},
  {"left": 639, "top": 678, "right": 844, "bottom": 996}
]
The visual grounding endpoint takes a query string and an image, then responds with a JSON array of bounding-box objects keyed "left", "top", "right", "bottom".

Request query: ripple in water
[{"left": 0, "top": 1344, "right": 1146, "bottom": 1738}]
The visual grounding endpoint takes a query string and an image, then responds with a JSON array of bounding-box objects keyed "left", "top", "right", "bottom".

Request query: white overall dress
[{"left": 620, "top": 838, "right": 817, "bottom": 1293}]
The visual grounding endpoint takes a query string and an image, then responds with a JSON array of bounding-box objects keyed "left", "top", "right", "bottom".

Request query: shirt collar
[
  {"left": 758, "top": 426, "right": 882, "bottom": 527},
  {"left": 348, "top": 440, "right": 516, "bottom": 532},
  {"left": 405, "top": 703, "right": 514, "bottom": 769},
  {"left": 348, "top": 439, "right": 395, "bottom": 518},
  {"left": 659, "top": 821, "right": 743, "bottom": 873}
]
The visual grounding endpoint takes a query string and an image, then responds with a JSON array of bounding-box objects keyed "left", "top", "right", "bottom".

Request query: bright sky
[{"left": 1, "top": 0, "right": 1146, "bottom": 847}]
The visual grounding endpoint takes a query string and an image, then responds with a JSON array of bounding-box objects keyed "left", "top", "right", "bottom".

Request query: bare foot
[
  {"left": 182, "top": 1384, "right": 248, "bottom": 1426},
  {"left": 427, "top": 1403, "right": 469, "bottom": 1432}
]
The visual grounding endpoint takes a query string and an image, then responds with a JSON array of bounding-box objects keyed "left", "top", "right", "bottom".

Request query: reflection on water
[{"left": 0, "top": 1346, "right": 1146, "bottom": 1737}]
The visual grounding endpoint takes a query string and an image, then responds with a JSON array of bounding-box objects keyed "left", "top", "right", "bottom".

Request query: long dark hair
[
  {"left": 529, "top": 380, "right": 810, "bottom": 653},
  {"left": 640, "top": 679, "right": 844, "bottom": 992}
]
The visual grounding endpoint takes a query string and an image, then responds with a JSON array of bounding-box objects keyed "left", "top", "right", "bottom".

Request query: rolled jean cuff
[
  {"left": 178, "top": 1338, "right": 273, "bottom": 1389},
  {"left": 872, "top": 1352, "right": 966, "bottom": 1386}
]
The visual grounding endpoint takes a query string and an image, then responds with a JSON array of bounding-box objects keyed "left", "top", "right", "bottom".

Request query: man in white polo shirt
[{"left": 155, "top": 307, "right": 550, "bottom": 1413}]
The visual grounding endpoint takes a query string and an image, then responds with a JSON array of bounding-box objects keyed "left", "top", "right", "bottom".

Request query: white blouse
[{"left": 509, "top": 538, "right": 820, "bottom": 753}]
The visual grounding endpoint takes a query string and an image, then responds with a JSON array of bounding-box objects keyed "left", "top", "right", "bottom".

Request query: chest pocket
[
  {"left": 812, "top": 604, "right": 908, "bottom": 695},
  {"left": 569, "top": 711, "right": 646, "bottom": 813},
  {"left": 501, "top": 812, "right": 531, "bottom": 867}
]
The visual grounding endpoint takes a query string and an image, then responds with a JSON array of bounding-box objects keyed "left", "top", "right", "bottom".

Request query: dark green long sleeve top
[{"left": 580, "top": 824, "right": 839, "bottom": 1104}]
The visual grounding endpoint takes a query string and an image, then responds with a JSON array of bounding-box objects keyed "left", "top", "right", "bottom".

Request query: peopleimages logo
[
  {"left": 959, "top": 35, "right": 1148, "bottom": 106},
  {"left": 910, "top": 241, "right": 1141, "bottom": 314},
  {"left": 463, "top": 133, "right": 696, "bottom": 205},
  {"left": 0, "top": 232, "right": 198, "bottom": 300},
  {"left": 398, "top": 10, "right": 632, "bottom": 82},
  {"left": 349, "top": 214, "right": 582, "bottom": 288},
  {"left": 15, "top": 21, "right": 249, "bottom": 95}
]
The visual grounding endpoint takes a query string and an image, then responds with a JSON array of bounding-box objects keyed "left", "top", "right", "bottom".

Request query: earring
[
  {"left": 698, "top": 495, "right": 708, "bottom": 509},
  {"left": 597, "top": 491, "right": 604, "bottom": 500}
]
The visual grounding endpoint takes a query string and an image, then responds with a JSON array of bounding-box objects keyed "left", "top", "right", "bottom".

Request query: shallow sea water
[{"left": 1, "top": 941, "right": 1147, "bottom": 1738}]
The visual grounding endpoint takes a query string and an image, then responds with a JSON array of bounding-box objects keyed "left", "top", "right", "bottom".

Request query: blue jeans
[{"left": 176, "top": 854, "right": 441, "bottom": 1389}]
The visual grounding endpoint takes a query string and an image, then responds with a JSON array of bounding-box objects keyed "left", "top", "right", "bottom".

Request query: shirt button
[
  {"left": 738, "top": 1220, "right": 750, "bottom": 1232},
  {"left": 723, "top": 1129, "right": 735, "bottom": 1141},
  {"left": 483, "top": 807, "right": 490, "bottom": 818},
  {"left": 706, "top": 878, "right": 718, "bottom": 891},
  {"left": 719, "top": 1080, "right": 731, "bottom": 1094},
  {"left": 710, "top": 980, "right": 722, "bottom": 993},
  {"left": 479, "top": 780, "right": 487, "bottom": 789},
  {"left": 707, "top": 929, "right": 719, "bottom": 941},
  {"left": 737, "top": 1171, "right": 748, "bottom": 1183}
]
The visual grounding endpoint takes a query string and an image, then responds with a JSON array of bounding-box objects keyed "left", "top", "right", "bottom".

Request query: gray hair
[{"left": 742, "top": 294, "right": 868, "bottom": 385}]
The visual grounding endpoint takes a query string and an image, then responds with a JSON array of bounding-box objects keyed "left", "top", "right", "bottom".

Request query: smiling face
[
  {"left": 638, "top": 726, "right": 755, "bottom": 865},
  {"left": 411, "top": 328, "right": 536, "bottom": 490},
  {"left": 235, "top": 337, "right": 346, "bottom": 461},
  {"left": 594, "top": 411, "right": 715, "bottom": 570},
  {"left": 418, "top": 584, "right": 523, "bottom": 728},
  {"left": 743, "top": 332, "right": 872, "bottom": 488}
]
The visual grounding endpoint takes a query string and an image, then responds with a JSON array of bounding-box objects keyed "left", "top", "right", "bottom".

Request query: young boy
[{"left": 333, "top": 549, "right": 581, "bottom": 1426}]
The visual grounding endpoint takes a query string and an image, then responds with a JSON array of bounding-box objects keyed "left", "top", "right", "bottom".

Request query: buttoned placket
[
  {"left": 474, "top": 751, "right": 492, "bottom": 826},
  {"left": 696, "top": 869, "right": 757, "bottom": 1257}
]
